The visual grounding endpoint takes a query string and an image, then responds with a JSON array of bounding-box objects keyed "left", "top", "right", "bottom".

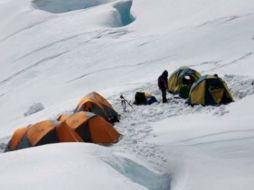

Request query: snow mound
[
  {"left": 0, "top": 143, "right": 148, "bottom": 190},
  {"left": 32, "top": 0, "right": 116, "bottom": 13}
]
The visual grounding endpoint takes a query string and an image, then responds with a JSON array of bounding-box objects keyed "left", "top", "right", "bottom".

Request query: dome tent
[
  {"left": 168, "top": 66, "right": 201, "bottom": 95},
  {"left": 6, "top": 120, "right": 83, "bottom": 151},
  {"left": 58, "top": 111, "right": 121, "bottom": 144},
  {"left": 75, "top": 92, "right": 119, "bottom": 123},
  {"left": 188, "top": 75, "right": 234, "bottom": 106}
]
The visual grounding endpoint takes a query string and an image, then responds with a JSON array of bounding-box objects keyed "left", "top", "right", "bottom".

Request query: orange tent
[
  {"left": 6, "top": 120, "right": 83, "bottom": 151},
  {"left": 58, "top": 111, "right": 121, "bottom": 144},
  {"left": 57, "top": 122, "right": 83, "bottom": 143},
  {"left": 75, "top": 92, "right": 119, "bottom": 123}
]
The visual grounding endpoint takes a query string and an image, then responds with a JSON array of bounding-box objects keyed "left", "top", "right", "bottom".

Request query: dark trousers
[{"left": 161, "top": 89, "right": 167, "bottom": 103}]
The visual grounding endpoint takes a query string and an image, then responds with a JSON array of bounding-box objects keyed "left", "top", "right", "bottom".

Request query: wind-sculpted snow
[
  {"left": 31, "top": 0, "right": 135, "bottom": 26},
  {"left": 32, "top": 0, "right": 116, "bottom": 13},
  {"left": 113, "top": 0, "right": 135, "bottom": 26},
  {"left": 0, "top": 143, "right": 150, "bottom": 190}
]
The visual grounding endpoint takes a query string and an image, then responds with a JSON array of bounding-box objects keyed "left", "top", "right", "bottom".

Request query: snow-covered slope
[
  {"left": 0, "top": 0, "right": 254, "bottom": 189},
  {"left": 0, "top": 143, "right": 148, "bottom": 190},
  {"left": 149, "top": 95, "right": 254, "bottom": 190}
]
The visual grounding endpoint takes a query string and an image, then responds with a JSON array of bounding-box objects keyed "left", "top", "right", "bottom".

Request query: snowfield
[{"left": 1, "top": 0, "right": 254, "bottom": 189}]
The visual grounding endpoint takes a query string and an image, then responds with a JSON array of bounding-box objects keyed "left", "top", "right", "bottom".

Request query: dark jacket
[{"left": 158, "top": 71, "right": 168, "bottom": 91}]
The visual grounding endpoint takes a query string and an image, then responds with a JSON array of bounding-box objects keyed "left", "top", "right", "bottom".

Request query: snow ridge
[
  {"left": 105, "top": 155, "right": 171, "bottom": 190},
  {"left": 32, "top": 0, "right": 116, "bottom": 13},
  {"left": 113, "top": 0, "right": 135, "bottom": 26}
]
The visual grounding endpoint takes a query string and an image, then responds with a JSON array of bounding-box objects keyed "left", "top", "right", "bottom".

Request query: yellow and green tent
[
  {"left": 188, "top": 75, "right": 234, "bottom": 106},
  {"left": 168, "top": 66, "right": 201, "bottom": 94}
]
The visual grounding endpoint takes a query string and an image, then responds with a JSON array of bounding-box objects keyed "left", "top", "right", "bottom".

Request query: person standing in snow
[{"left": 158, "top": 70, "right": 168, "bottom": 103}]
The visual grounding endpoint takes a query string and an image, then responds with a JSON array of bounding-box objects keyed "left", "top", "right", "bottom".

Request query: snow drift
[{"left": 0, "top": 143, "right": 149, "bottom": 190}]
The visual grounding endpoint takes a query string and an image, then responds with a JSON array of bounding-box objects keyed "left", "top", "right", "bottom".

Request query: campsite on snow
[{"left": 1, "top": 0, "right": 254, "bottom": 189}]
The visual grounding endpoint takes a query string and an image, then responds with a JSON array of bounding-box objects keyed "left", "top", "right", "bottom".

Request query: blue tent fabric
[{"left": 146, "top": 96, "right": 158, "bottom": 105}]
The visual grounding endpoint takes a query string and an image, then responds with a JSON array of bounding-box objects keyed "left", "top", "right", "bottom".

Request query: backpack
[{"left": 134, "top": 92, "right": 147, "bottom": 105}]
